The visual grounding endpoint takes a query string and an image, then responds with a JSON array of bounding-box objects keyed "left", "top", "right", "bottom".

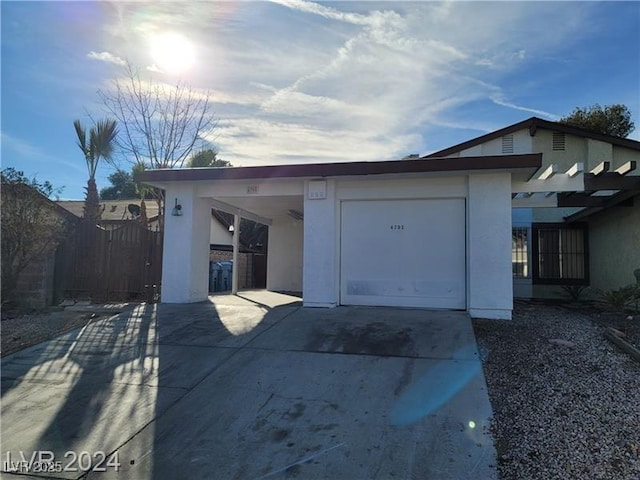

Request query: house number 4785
[{"left": 390, "top": 224, "right": 404, "bottom": 230}]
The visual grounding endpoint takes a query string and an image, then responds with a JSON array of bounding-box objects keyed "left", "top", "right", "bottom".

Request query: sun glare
[{"left": 149, "top": 32, "right": 195, "bottom": 74}]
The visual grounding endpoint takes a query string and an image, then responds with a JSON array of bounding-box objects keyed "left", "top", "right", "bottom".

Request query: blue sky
[{"left": 2, "top": 1, "right": 639, "bottom": 199}]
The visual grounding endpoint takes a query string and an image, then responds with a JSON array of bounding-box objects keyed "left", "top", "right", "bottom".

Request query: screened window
[
  {"left": 532, "top": 223, "right": 589, "bottom": 285},
  {"left": 512, "top": 227, "right": 529, "bottom": 278}
]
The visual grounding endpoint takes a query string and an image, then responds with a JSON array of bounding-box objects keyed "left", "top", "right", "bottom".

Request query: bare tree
[{"left": 98, "top": 63, "right": 217, "bottom": 229}]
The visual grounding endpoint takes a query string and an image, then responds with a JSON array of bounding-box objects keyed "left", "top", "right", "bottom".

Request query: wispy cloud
[
  {"left": 1, "top": 132, "right": 84, "bottom": 173},
  {"left": 210, "top": 118, "right": 422, "bottom": 165},
  {"left": 268, "top": 0, "right": 376, "bottom": 26},
  {"left": 4, "top": 0, "right": 633, "bottom": 201},
  {"left": 95, "top": 1, "right": 611, "bottom": 163},
  {"left": 1, "top": 132, "right": 49, "bottom": 159},
  {"left": 475, "top": 49, "right": 527, "bottom": 69},
  {"left": 87, "top": 51, "right": 126, "bottom": 66},
  {"left": 146, "top": 64, "right": 163, "bottom": 74},
  {"left": 490, "top": 94, "right": 558, "bottom": 120}
]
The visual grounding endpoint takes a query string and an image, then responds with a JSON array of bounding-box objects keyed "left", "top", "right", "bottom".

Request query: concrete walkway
[{"left": 1, "top": 291, "right": 496, "bottom": 479}]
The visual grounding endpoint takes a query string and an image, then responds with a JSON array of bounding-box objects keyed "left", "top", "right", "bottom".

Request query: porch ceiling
[{"left": 211, "top": 195, "right": 303, "bottom": 222}]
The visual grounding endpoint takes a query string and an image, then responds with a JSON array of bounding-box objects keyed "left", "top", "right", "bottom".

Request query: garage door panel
[
  {"left": 340, "top": 199, "right": 466, "bottom": 309},
  {"left": 346, "top": 279, "right": 463, "bottom": 298}
]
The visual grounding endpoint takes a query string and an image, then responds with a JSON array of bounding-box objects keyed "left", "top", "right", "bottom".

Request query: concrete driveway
[{"left": 1, "top": 291, "right": 496, "bottom": 480}]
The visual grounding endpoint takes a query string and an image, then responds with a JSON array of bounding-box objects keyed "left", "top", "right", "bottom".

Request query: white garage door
[{"left": 340, "top": 198, "right": 466, "bottom": 309}]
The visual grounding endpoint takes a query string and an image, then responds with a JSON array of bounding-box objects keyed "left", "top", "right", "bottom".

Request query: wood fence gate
[{"left": 56, "top": 221, "right": 163, "bottom": 303}]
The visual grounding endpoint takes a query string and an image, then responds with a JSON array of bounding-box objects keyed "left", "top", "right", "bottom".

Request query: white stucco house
[{"left": 139, "top": 117, "right": 639, "bottom": 320}]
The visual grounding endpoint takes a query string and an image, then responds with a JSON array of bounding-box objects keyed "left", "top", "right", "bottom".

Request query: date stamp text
[{"left": 3, "top": 450, "right": 121, "bottom": 474}]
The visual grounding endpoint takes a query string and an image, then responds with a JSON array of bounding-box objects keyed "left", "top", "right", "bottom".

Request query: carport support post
[
  {"left": 232, "top": 214, "right": 240, "bottom": 294},
  {"left": 161, "top": 186, "right": 211, "bottom": 303}
]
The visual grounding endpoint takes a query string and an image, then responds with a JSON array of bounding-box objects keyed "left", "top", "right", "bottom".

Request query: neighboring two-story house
[{"left": 425, "top": 117, "right": 640, "bottom": 299}]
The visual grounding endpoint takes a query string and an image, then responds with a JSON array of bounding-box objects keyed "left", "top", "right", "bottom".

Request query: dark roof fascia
[
  {"left": 424, "top": 118, "right": 536, "bottom": 158},
  {"left": 424, "top": 117, "right": 640, "bottom": 158},
  {"left": 584, "top": 172, "right": 640, "bottom": 191},
  {"left": 564, "top": 191, "right": 639, "bottom": 223},
  {"left": 138, "top": 153, "right": 542, "bottom": 184}
]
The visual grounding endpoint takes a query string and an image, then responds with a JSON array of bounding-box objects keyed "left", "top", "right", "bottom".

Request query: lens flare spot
[
  {"left": 468, "top": 420, "right": 476, "bottom": 429},
  {"left": 390, "top": 344, "right": 481, "bottom": 426},
  {"left": 149, "top": 32, "right": 195, "bottom": 74}
]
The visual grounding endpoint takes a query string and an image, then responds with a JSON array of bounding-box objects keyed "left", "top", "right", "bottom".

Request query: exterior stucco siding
[
  {"left": 532, "top": 207, "right": 582, "bottom": 223},
  {"left": 303, "top": 180, "right": 338, "bottom": 307},
  {"left": 588, "top": 197, "right": 640, "bottom": 291},
  {"left": 210, "top": 217, "right": 233, "bottom": 245},
  {"left": 531, "top": 130, "right": 588, "bottom": 170},
  {"left": 162, "top": 185, "right": 211, "bottom": 303},
  {"left": 267, "top": 217, "right": 303, "bottom": 293},
  {"left": 302, "top": 174, "right": 515, "bottom": 319},
  {"left": 587, "top": 139, "right": 614, "bottom": 169},
  {"left": 468, "top": 173, "right": 513, "bottom": 319},
  {"left": 460, "top": 130, "right": 533, "bottom": 156},
  {"left": 336, "top": 176, "right": 466, "bottom": 200},
  {"left": 613, "top": 145, "right": 640, "bottom": 172}
]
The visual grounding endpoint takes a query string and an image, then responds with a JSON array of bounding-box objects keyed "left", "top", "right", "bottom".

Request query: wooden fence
[{"left": 56, "top": 221, "right": 163, "bottom": 303}]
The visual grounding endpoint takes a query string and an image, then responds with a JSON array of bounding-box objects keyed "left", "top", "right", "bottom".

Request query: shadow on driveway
[{"left": 1, "top": 291, "right": 495, "bottom": 480}]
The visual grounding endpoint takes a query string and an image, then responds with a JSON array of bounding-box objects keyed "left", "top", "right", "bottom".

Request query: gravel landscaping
[
  {"left": 1, "top": 309, "right": 112, "bottom": 357},
  {"left": 473, "top": 301, "right": 640, "bottom": 480}
]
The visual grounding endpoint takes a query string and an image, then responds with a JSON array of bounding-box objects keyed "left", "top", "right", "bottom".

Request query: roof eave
[
  {"left": 424, "top": 117, "right": 640, "bottom": 158},
  {"left": 137, "top": 153, "right": 542, "bottom": 187}
]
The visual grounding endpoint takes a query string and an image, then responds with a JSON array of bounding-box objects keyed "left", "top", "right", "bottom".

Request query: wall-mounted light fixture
[
  {"left": 171, "top": 198, "right": 183, "bottom": 216},
  {"left": 228, "top": 225, "right": 235, "bottom": 233}
]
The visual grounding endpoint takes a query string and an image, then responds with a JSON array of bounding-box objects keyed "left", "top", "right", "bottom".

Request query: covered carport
[
  {"left": 142, "top": 171, "right": 306, "bottom": 303},
  {"left": 139, "top": 154, "right": 542, "bottom": 320}
]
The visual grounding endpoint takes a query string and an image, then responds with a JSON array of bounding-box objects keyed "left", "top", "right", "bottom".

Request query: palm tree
[
  {"left": 132, "top": 162, "right": 153, "bottom": 227},
  {"left": 73, "top": 119, "right": 118, "bottom": 223}
]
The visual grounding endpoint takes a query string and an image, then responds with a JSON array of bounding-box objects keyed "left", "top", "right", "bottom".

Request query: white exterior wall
[
  {"left": 336, "top": 176, "right": 467, "bottom": 200},
  {"left": 267, "top": 217, "right": 303, "bottom": 292},
  {"left": 162, "top": 185, "right": 211, "bottom": 303},
  {"left": 210, "top": 217, "right": 233, "bottom": 245},
  {"left": 587, "top": 139, "right": 613, "bottom": 169},
  {"left": 303, "top": 180, "right": 338, "bottom": 307},
  {"left": 457, "top": 130, "right": 533, "bottom": 156},
  {"left": 468, "top": 173, "right": 513, "bottom": 319},
  {"left": 460, "top": 145, "right": 482, "bottom": 156},
  {"left": 300, "top": 174, "right": 514, "bottom": 319},
  {"left": 158, "top": 173, "right": 516, "bottom": 319}
]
